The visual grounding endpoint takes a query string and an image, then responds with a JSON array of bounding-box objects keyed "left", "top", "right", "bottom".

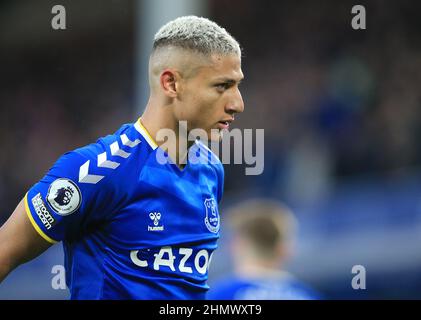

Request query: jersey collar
[{"left": 134, "top": 118, "right": 158, "bottom": 150}]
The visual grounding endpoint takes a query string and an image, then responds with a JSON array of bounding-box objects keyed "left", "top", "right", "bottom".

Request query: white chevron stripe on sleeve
[
  {"left": 121, "top": 134, "right": 141, "bottom": 148},
  {"left": 97, "top": 152, "right": 120, "bottom": 169},
  {"left": 79, "top": 160, "right": 105, "bottom": 184},
  {"left": 110, "top": 141, "right": 131, "bottom": 158}
]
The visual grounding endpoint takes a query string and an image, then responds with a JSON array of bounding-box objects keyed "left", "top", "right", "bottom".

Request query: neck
[
  {"left": 140, "top": 99, "right": 193, "bottom": 168},
  {"left": 234, "top": 251, "right": 284, "bottom": 276},
  {"left": 235, "top": 261, "right": 289, "bottom": 280}
]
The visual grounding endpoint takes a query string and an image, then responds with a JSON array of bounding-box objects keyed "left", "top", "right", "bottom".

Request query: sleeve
[{"left": 24, "top": 149, "right": 115, "bottom": 243}]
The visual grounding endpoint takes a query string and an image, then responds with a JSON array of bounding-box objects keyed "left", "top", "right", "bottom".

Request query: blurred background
[{"left": 1, "top": 0, "right": 421, "bottom": 299}]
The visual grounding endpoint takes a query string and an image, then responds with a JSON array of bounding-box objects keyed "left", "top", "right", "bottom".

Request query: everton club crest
[{"left": 204, "top": 197, "right": 220, "bottom": 233}]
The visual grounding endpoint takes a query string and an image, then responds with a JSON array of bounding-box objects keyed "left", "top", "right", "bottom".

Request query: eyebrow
[{"left": 214, "top": 77, "right": 244, "bottom": 84}]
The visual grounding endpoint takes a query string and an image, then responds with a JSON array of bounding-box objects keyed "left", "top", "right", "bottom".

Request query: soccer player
[
  {"left": 208, "top": 199, "right": 321, "bottom": 300},
  {"left": 0, "top": 16, "right": 244, "bottom": 299}
]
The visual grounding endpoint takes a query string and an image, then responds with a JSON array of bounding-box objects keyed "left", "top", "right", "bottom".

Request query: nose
[{"left": 225, "top": 87, "right": 244, "bottom": 114}]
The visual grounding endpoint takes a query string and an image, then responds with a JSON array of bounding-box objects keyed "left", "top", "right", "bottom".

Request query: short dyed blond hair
[{"left": 153, "top": 15, "right": 241, "bottom": 56}]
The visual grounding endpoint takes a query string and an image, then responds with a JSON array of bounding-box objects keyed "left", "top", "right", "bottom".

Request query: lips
[
  {"left": 218, "top": 119, "right": 233, "bottom": 130},
  {"left": 218, "top": 121, "right": 230, "bottom": 130}
]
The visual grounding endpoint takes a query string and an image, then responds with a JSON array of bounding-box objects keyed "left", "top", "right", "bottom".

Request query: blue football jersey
[
  {"left": 24, "top": 119, "right": 224, "bottom": 299},
  {"left": 208, "top": 272, "right": 321, "bottom": 300}
]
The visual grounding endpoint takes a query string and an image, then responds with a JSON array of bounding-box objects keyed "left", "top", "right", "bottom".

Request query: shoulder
[
  {"left": 192, "top": 140, "right": 225, "bottom": 202},
  {"left": 208, "top": 275, "right": 245, "bottom": 300},
  {"left": 51, "top": 120, "right": 156, "bottom": 187},
  {"left": 194, "top": 140, "right": 224, "bottom": 174},
  {"left": 284, "top": 277, "right": 323, "bottom": 300}
]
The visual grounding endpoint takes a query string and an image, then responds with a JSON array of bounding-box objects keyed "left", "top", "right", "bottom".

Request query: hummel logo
[{"left": 148, "top": 212, "right": 164, "bottom": 231}]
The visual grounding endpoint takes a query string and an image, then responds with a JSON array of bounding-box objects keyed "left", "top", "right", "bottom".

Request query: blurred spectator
[{"left": 208, "top": 198, "right": 321, "bottom": 300}]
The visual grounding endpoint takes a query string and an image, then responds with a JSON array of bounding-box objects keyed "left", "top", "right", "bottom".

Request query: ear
[{"left": 160, "top": 69, "right": 181, "bottom": 98}]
